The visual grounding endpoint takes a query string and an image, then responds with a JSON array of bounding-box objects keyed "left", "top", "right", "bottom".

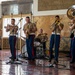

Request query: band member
[
  {"left": 69, "top": 20, "right": 74, "bottom": 57},
  {"left": 4, "top": 19, "right": 18, "bottom": 62},
  {"left": 49, "top": 15, "right": 64, "bottom": 65},
  {"left": 69, "top": 19, "right": 75, "bottom": 63},
  {"left": 23, "top": 16, "right": 37, "bottom": 60},
  {"left": 36, "top": 29, "right": 48, "bottom": 56}
]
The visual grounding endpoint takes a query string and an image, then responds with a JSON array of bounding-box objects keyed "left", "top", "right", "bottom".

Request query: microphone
[{"left": 19, "top": 18, "right": 23, "bottom": 21}]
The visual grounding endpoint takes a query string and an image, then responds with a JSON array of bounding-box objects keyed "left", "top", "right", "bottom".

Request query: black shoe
[
  {"left": 32, "top": 58, "right": 35, "bottom": 61},
  {"left": 49, "top": 64, "right": 54, "bottom": 67},
  {"left": 8, "top": 59, "right": 15, "bottom": 63},
  {"left": 25, "top": 58, "right": 31, "bottom": 60},
  {"left": 49, "top": 55, "right": 54, "bottom": 62},
  {"left": 9, "top": 57, "right": 16, "bottom": 60},
  {"left": 49, "top": 59, "right": 51, "bottom": 62},
  {"left": 49, "top": 57, "right": 53, "bottom": 62},
  {"left": 53, "top": 60, "right": 58, "bottom": 65},
  {"left": 9, "top": 56, "right": 13, "bottom": 59}
]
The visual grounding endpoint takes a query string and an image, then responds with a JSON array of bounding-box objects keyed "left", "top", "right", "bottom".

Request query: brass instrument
[
  {"left": 67, "top": 5, "right": 75, "bottom": 19},
  {"left": 26, "top": 29, "right": 30, "bottom": 39},
  {"left": 4, "top": 24, "right": 12, "bottom": 31},
  {"left": 5, "top": 24, "right": 14, "bottom": 29},
  {"left": 37, "top": 33, "right": 48, "bottom": 42},
  {"left": 4, "top": 24, "right": 18, "bottom": 33},
  {"left": 25, "top": 23, "right": 31, "bottom": 39},
  {"left": 41, "top": 33, "right": 48, "bottom": 42},
  {"left": 67, "top": 5, "right": 75, "bottom": 38},
  {"left": 55, "top": 20, "right": 60, "bottom": 24},
  {"left": 50, "top": 19, "right": 61, "bottom": 29},
  {"left": 50, "top": 21, "right": 60, "bottom": 32},
  {"left": 25, "top": 23, "right": 37, "bottom": 39}
]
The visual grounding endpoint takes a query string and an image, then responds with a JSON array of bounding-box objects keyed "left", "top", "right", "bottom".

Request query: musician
[
  {"left": 49, "top": 15, "right": 64, "bottom": 65},
  {"left": 68, "top": 20, "right": 74, "bottom": 57},
  {"left": 37, "top": 29, "right": 48, "bottom": 56},
  {"left": 4, "top": 19, "right": 18, "bottom": 62},
  {"left": 69, "top": 19, "right": 75, "bottom": 63},
  {"left": 23, "top": 16, "right": 37, "bottom": 60}
]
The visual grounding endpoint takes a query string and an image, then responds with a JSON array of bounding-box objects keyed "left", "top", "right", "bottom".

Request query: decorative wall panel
[{"left": 38, "top": 0, "right": 75, "bottom": 11}]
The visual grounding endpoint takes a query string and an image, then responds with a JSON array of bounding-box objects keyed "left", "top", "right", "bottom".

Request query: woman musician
[{"left": 4, "top": 19, "right": 18, "bottom": 62}]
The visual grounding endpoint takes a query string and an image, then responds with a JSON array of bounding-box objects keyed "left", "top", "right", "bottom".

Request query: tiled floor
[{"left": 0, "top": 50, "right": 75, "bottom": 75}]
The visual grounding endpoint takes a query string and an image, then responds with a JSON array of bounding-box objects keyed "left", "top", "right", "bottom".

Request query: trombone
[{"left": 50, "top": 18, "right": 62, "bottom": 29}]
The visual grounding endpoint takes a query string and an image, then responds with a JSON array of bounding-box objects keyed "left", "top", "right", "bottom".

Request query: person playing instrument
[
  {"left": 49, "top": 15, "right": 64, "bottom": 65},
  {"left": 23, "top": 16, "right": 37, "bottom": 60},
  {"left": 4, "top": 19, "right": 18, "bottom": 62},
  {"left": 67, "top": 20, "right": 74, "bottom": 57},
  {"left": 36, "top": 29, "right": 48, "bottom": 56},
  {"left": 69, "top": 19, "right": 75, "bottom": 63}
]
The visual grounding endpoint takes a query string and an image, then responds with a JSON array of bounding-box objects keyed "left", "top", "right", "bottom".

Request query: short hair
[
  {"left": 11, "top": 19, "right": 15, "bottom": 22},
  {"left": 55, "top": 15, "right": 60, "bottom": 18},
  {"left": 26, "top": 16, "right": 30, "bottom": 19}
]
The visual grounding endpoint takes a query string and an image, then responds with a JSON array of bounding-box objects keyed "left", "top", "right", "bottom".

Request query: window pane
[{"left": 3, "top": 17, "right": 26, "bottom": 38}]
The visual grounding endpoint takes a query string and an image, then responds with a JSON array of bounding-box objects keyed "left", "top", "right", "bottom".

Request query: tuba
[
  {"left": 67, "top": 5, "right": 75, "bottom": 19},
  {"left": 67, "top": 5, "right": 75, "bottom": 38}
]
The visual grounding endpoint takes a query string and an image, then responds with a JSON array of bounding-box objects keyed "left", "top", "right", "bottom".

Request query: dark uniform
[
  {"left": 23, "top": 22, "right": 37, "bottom": 60},
  {"left": 70, "top": 25, "right": 75, "bottom": 63},
  {"left": 6, "top": 24, "right": 18, "bottom": 61},
  {"left": 49, "top": 21, "right": 64, "bottom": 63}
]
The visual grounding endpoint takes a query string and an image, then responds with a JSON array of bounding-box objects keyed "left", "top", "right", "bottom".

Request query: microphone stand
[{"left": 14, "top": 18, "right": 23, "bottom": 64}]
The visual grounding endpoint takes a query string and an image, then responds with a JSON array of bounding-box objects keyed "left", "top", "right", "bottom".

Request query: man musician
[
  {"left": 69, "top": 19, "right": 75, "bottom": 63},
  {"left": 4, "top": 19, "right": 18, "bottom": 62},
  {"left": 49, "top": 15, "right": 64, "bottom": 65},
  {"left": 23, "top": 16, "right": 37, "bottom": 61},
  {"left": 36, "top": 29, "right": 48, "bottom": 56}
]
